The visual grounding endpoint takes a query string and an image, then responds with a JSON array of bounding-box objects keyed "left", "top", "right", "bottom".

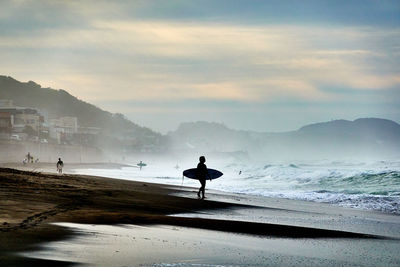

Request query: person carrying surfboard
[
  {"left": 196, "top": 156, "right": 210, "bottom": 199},
  {"left": 56, "top": 158, "right": 64, "bottom": 174}
]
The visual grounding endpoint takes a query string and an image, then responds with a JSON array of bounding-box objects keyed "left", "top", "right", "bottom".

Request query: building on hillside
[
  {"left": 49, "top": 116, "right": 78, "bottom": 134},
  {"left": 49, "top": 116, "right": 78, "bottom": 144},
  {"left": 75, "top": 126, "right": 101, "bottom": 146},
  {"left": 60, "top": 116, "right": 78, "bottom": 133},
  {"left": 0, "top": 100, "right": 14, "bottom": 108},
  {"left": 78, "top": 126, "right": 100, "bottom": 135},
  {"left": 13, "top": 109, "right": 43, "bottom": 132},
  {"left": 0, "top": 101, "right": 45, "bottom": 140},
  {"left": 0, "top": 112, "right": 12, "bottom": 139}
]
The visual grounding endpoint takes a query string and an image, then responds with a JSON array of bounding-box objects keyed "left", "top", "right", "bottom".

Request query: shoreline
[
  {"left": 0, "top": 161, "right": 133, "bottom": 172},
  {"left": 1, "top": 167, "right": 400, "bottom": 265},
  {"left": 3, "top": 161, "right": 399, "bottom": 216}
]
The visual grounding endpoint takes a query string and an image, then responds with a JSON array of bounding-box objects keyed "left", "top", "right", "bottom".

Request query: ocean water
[{"left": 72, "top": 160, "right": 400, "bottom": 215}]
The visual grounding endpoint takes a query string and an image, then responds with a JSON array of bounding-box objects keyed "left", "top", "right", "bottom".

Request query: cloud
[
  {"left": 2, "top": 20, "right": 399, "bottom": 105},
  {"left": 346, "top": 74, "right": 400, "bottom": 89}
]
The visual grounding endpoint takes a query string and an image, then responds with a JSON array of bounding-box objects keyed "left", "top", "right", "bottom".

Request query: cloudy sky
[{"left": 1, "top": 0, "right": 399, "bottom": 133}]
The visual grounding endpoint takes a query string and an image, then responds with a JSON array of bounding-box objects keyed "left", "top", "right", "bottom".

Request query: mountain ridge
[
  {"left": 0, "top": 75, "right": 158, "bottom": 133},
  {"left": 168, "top": 118, "right": 400, "bottom": 159}
]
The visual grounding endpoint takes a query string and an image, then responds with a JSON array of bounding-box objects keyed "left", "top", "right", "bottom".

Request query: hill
[
  {"left": 168, "top": 118, "right": 400, "bottom": 160},
  {"left": 0, "top": 75, "right": 164, "bottom": 151}
]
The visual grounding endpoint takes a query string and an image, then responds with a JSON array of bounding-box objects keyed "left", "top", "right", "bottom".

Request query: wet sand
[
  {"left": 23, "top": 223, "right": 400, "bottom": 266},
  {"left": 0, "top": 162, "right": 132, "bottom": 174},
  {"left": 1, "top": 167, "right": 399, "bottom": 266}
]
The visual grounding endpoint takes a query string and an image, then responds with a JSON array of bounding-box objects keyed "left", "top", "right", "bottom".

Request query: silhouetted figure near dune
[{"left": 196, "top": 156, "right": 210, "bottom": 199}]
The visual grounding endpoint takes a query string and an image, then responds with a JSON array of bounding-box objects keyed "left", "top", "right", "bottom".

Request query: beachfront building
[{"left": 0, "top": 100, "right": 46, "bottom": 140}]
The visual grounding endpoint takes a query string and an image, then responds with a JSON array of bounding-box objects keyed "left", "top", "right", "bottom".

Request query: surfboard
[
  {"left": 137, "top": 161, "right": 147, "bottom": 170},
  {"left": 183, "top": 168, "right": 223, "bottom": 180}
]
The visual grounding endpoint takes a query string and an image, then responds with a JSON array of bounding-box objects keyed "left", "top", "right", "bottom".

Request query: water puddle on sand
[{"left": 21, "top": 223, "right": 400, "bottom": 266}]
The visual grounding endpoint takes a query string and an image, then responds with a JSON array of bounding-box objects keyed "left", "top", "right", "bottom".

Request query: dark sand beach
[{"left": 1, "top": 166, "right": 400, "bottom": 266}]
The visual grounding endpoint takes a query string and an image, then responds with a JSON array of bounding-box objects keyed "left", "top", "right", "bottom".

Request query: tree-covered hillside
[{"left": 0, "top": 75, "right": 165, "bottom": 151}]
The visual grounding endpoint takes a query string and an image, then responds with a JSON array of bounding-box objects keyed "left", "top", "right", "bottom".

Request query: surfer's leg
[
  {"left": 198, "top": 181, "right": 201, "bottom": 198},
  {"left": 200, "top": 180, "right": 206, "bottom": 199},
  {"left": 203, "top": 180, "right": 206, "bottom": 199}
]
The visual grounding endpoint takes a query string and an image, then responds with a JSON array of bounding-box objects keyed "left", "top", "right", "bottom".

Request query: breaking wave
[{"left": 220, "top": 161, "right": 400, "bottom": 214}]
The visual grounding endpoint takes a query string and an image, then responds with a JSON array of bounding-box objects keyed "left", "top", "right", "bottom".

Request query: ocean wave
[
  {"left": 307, "top": 192, "right": 400, "bottom": 214},
  {"left": 218, "top": 160, "right": 400, "bottom": 214}
]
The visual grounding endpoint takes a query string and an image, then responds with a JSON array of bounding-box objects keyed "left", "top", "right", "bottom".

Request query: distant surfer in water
[{"left": 196, "top": 156, "right": 209, "bottom": 199}]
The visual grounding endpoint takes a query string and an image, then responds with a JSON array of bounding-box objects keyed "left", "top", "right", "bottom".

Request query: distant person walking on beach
[
  {"left": 57, "top": 158, "right": 64, "bottom": 174},
  {"left": 26, "top": 152, "right": 32, "bottom": 163},
  {"left": 196, "top": 156, "right": 210, "bottom": 199}
]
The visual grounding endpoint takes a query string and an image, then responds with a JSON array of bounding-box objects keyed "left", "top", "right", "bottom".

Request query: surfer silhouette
[{"left": 196, "top": 156, "right": 209, "bottom": 199}]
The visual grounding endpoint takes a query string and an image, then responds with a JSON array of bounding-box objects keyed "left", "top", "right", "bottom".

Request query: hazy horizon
[
  {"left": 4, "top": 75, "right": 400, "bottom": 135},
  {"left": 1, "top": 0, "right": 399, "bottom": 133}
]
